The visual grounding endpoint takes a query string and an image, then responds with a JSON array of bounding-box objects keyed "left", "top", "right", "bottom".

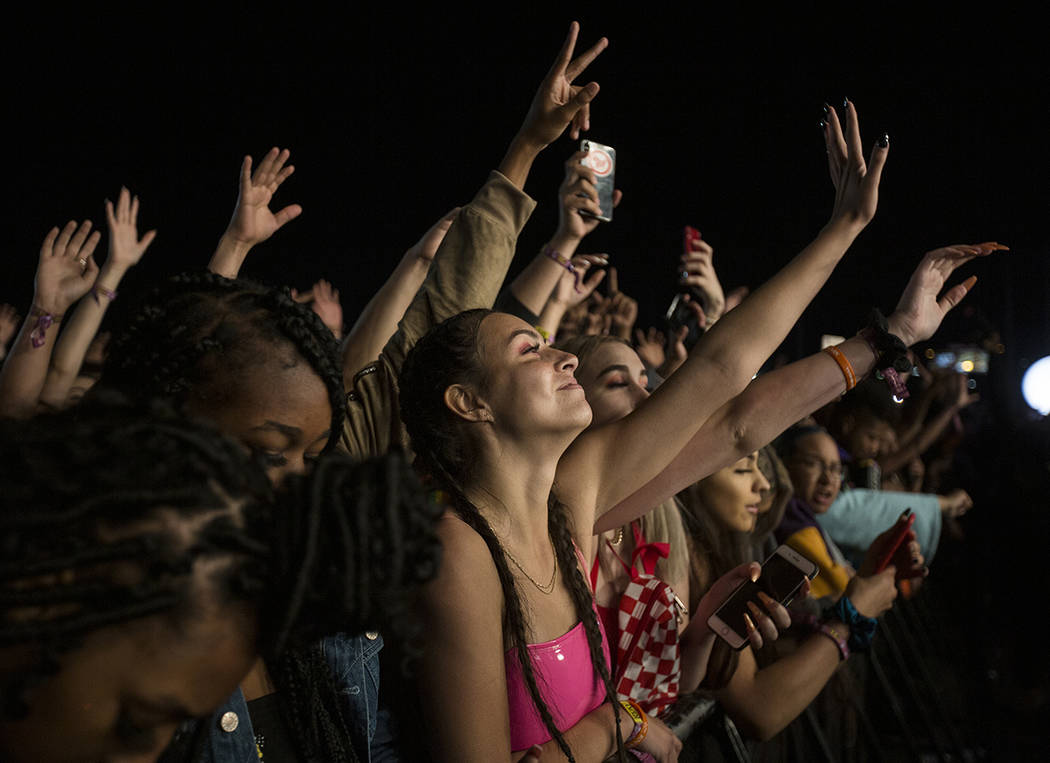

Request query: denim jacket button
[
  {"left": 219, "top": 711, "right": 239, "bottom": 733},
  {"left": 365, "top": 630, "right": 379, "bottom": 640}
]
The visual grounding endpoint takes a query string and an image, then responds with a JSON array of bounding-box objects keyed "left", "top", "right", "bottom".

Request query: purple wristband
[
  {"left": 543, "top": 246, "right": 584, "bottom": 293},
  {"left": 29, "top": 312, "right": 56, "bottom": 348}
]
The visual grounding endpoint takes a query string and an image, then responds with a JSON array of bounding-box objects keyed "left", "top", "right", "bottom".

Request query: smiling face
[
  {"left": 573, "top": 339, "right": 649, "bottom": 427},
  {"left": 694, "top": 452, "right": 770, "bottom": 533},
  {"left": 785, "top": 431, "right": 844, "bottom": 514},
  {"left": 0, "top": 605, "right": 257, "bottom": 763},
  {"left": 469, "top": 313, "right": 593, "bottom": 438},
  {"left": 188, "top": 352, "right": 332, "bottom": 485}
]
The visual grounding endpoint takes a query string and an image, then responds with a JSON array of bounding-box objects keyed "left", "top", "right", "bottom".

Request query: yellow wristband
[{"left": 620, "top": 698, "right": 648, "bottom": 748}]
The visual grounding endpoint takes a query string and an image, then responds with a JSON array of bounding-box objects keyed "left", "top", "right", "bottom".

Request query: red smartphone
[
  {"left": 873, "top": 509, "right": 916, "bottom": 573},
  {"left": 683, "top": 225, "right": 701, "bottom": 254}
]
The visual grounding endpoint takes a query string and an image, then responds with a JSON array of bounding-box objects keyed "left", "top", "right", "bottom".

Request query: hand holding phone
[
  {"left": 707, "top": 545, "right": 818, "bottom": 650},
  {"left": 871, "top": 509, "right": 915, "bottom": 573}
]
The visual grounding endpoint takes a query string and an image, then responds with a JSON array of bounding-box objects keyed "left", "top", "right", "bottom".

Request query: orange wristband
[{"left": 823, "top": 344, "right": 857, "bottom": 391}]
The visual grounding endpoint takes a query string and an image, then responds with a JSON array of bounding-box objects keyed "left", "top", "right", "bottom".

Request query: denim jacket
[{"left": 191, "top": 632, "right": 383, "bottom": 762}]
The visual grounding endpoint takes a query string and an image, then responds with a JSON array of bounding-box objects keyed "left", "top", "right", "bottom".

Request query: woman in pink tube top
[{"left": 397, "top": 39, "right": 895, "bottom": 758}]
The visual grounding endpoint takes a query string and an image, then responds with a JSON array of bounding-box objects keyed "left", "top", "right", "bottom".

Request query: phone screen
[
  {"left": 756, "top": 554, "right": 809, "bottom": 602},
  {"left": 713, "top": 554, "right": 810, "bottom": 639}
]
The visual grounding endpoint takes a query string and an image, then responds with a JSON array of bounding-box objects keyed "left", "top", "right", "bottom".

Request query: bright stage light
[{"left": 1021, "top": 356, "right": 1050, "bottom": 416}]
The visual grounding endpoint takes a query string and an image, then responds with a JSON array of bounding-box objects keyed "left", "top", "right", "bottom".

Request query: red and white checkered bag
[{"left": 612, "top": 523, "right": 684, "bottom": 717}]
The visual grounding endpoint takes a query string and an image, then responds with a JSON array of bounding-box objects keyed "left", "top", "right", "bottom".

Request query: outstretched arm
[
  {"left": 0, "top": 222, "right": 100, "bottom": 418},
  {"left": 561, "top": 101, "right": 889, "bottom": 526},
  {"left": 604, "top": 242, "right": 1003, "bottom": 527},
  {"left": 38, "top": 189, "right": 156, "bottom": 409},
  {"left": 340, "top": 209, "right": 458, "bottom": 379},
  {"left": 208, "top": 147, "right": 302, "bottom": 278}
]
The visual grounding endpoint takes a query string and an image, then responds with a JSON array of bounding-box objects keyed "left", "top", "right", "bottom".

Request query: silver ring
[{"left": 77, "top": 258, "right": 87, "bottom": 267}]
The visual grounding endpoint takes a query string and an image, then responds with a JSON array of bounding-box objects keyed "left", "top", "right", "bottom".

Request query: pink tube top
[{"left": 505, "top": 606, "right": 611, "bottom": 751}]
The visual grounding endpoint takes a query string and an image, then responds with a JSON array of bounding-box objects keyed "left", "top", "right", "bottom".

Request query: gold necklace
[{"left": 502, "top": 536, "right": 559, "bottom": 595}]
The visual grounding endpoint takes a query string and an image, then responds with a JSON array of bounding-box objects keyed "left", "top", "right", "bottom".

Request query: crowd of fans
[{"left": 0, "top": 21, "right": 1025, "bottom": 763}]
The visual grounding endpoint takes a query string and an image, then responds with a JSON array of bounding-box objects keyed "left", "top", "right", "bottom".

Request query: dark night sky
[{"left": 3, "top": 6, "right": 1047, "bottom": 420}]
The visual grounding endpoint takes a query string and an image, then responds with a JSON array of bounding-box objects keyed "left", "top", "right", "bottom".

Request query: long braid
[
  {"left": 422, "top": 455, "right": 576, "bottom": 760},
  {"left": 547, "top": 497, "right": 627, "bottom": 761},
  {"left": 0, "top": 396, "right": 273, "bottom": 719},
  {"left": 399, "top": 309, "right": 627, "bottom": 760},
  {"left": 262, "top": 451, "right": 442, "bottom": 762}
]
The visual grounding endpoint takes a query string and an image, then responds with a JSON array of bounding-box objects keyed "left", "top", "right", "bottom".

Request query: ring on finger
[{"left": 77, "top": 258, "right": 87, "bottom": 267}]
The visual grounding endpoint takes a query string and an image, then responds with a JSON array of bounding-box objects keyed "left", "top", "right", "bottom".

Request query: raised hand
[
  {"left": 821, "top": 100, "right": 889, "bottom": 228},
  {"left": 406, "top": 207, "right": 460, "bottom": 266},
  {"left": 680, "top": 233, "right": 725, "bottom": 323},
  {"left": 518, "top": 22, "right": 608, "bottom": 148},
  {"left": 310, "top": 279, "right": 344, "bottom": 339},
  {"left": 552, "top": 254, "right": 608, "bottom": 306},
  {"left": 105, "top": 187, "right": 157, "bottom": 269},
  {"left": 634, "top": 326, "right": 667, "bottom": 370},
  {"left": 556, "top": 151, "right": 621, "bottom": 241},
  {"left": 35, "top": 221, "right": 101, "bottom": 316},
  {"left": 886, "top": 242, "right": 1007, "bottom": 346},
  {"left": 225, "top": 147, "right": 302, "bottom": 247}
]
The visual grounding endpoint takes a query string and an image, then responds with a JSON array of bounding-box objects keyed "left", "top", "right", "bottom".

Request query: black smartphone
[{"left": 708, "top": 545, "right": 818, "bottom": 650}]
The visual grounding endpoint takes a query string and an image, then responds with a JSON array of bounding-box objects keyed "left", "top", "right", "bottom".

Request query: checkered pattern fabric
[{"left": 615, "top": 574, "right": 681, "bottom": 717}]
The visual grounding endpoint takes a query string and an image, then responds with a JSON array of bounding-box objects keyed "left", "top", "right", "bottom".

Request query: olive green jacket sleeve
[{"left": 340, "top": 171, "right": 536, "bottom": 460}]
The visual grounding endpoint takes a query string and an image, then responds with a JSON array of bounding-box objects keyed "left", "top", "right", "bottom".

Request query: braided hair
[
  {"left": 98, "top": 271, "right": 345, "bottom": 453},
  {"left": 1, "top": 397, "right": 443, "bottom": 763},
  {"left": 398, "top": 309, "right": 626, "bottom": 761},
  {"left": 0, "top": 395, "right": 273, "bottom": 720}
]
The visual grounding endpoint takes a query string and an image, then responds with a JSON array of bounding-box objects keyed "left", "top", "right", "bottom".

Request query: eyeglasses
[{"left": 792, "top": 455, "right": 844, "bottom": 478}]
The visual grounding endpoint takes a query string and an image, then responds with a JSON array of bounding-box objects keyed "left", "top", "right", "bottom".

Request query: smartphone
[
  {"left": 872, "top": 509, "right": 915, "bottom": 573},
  {"left": 580, "top": 140, "right": 616, "bottom": 222},
  {"left": 665, "top": 226, "right": 706, "bottom": 350},
  {"left": 708, "top": 545, "right": 819, "bottom": 650}
]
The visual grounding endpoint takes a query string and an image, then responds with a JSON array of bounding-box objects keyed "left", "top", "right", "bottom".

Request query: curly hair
[{"left": 398, "top": 309, "right": 626, "bottom": 762}]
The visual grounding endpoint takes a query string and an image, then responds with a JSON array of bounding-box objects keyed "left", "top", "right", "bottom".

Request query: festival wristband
[{"left": 620, "top": 698, "right": 648, "bottom": 748}]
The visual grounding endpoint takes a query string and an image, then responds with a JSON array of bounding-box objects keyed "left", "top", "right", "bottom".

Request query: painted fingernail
[
  {"left": 877, "top": 133, "right": 890, "bottom": 148},
  {"left": 743, "top": 613, "right": 756, "bottom": 632},
  {"left": 747, "top": 600, "right": 763, "bottom": 618},
  {"left": 842, "top": 97, "right": 850, "bottom": 109},
  {"left": 757, "top": 591, "right": 776, "bottom": 608}
]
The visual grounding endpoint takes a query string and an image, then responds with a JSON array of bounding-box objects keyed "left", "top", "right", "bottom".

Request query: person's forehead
[
  {"left": 795, "top": 432, "right": 840, "bottom": 459},
  {"left": 478, "top": 312, "right": 537, "bottom": 353},
  {"left": 579, "top": 341, "right": 643, "bottom": 381}
]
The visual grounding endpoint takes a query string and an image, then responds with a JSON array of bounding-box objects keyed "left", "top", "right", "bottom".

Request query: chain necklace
[{"left": 503, "top": 535, "right": 559, "bottom": 595}]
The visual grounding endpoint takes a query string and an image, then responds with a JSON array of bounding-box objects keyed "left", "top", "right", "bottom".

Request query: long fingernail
[
  {"left": 743, "top": 613, "right": 756, "bottom": 632},
  {"left": 757, "top": 591, "right": 776, "bottom": 608},
  {"left": 842, "top": 97, "right": 850, "bottom": 110},
  {"left": 877, "top": 133, "right": 890, "bottom": 148}
]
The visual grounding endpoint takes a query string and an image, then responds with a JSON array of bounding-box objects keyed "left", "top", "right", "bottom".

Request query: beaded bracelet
[
  {"left": 543, "top": 246, "right": 584, "bottom": 293},
  {"left": 620, "top": 698, "right": 649, "bottom": 748},
  {"left": 823, "top": 344, "right": 857, "bottom": 391},
  {"left": 823, "top": 595, "right": 878, "bottom": 653},
  {"left": 28, "top": 306, "right": 63, "bottom": 348},
  {"left": 92, "top": 285, "right": 118, "bottom": 305}
]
